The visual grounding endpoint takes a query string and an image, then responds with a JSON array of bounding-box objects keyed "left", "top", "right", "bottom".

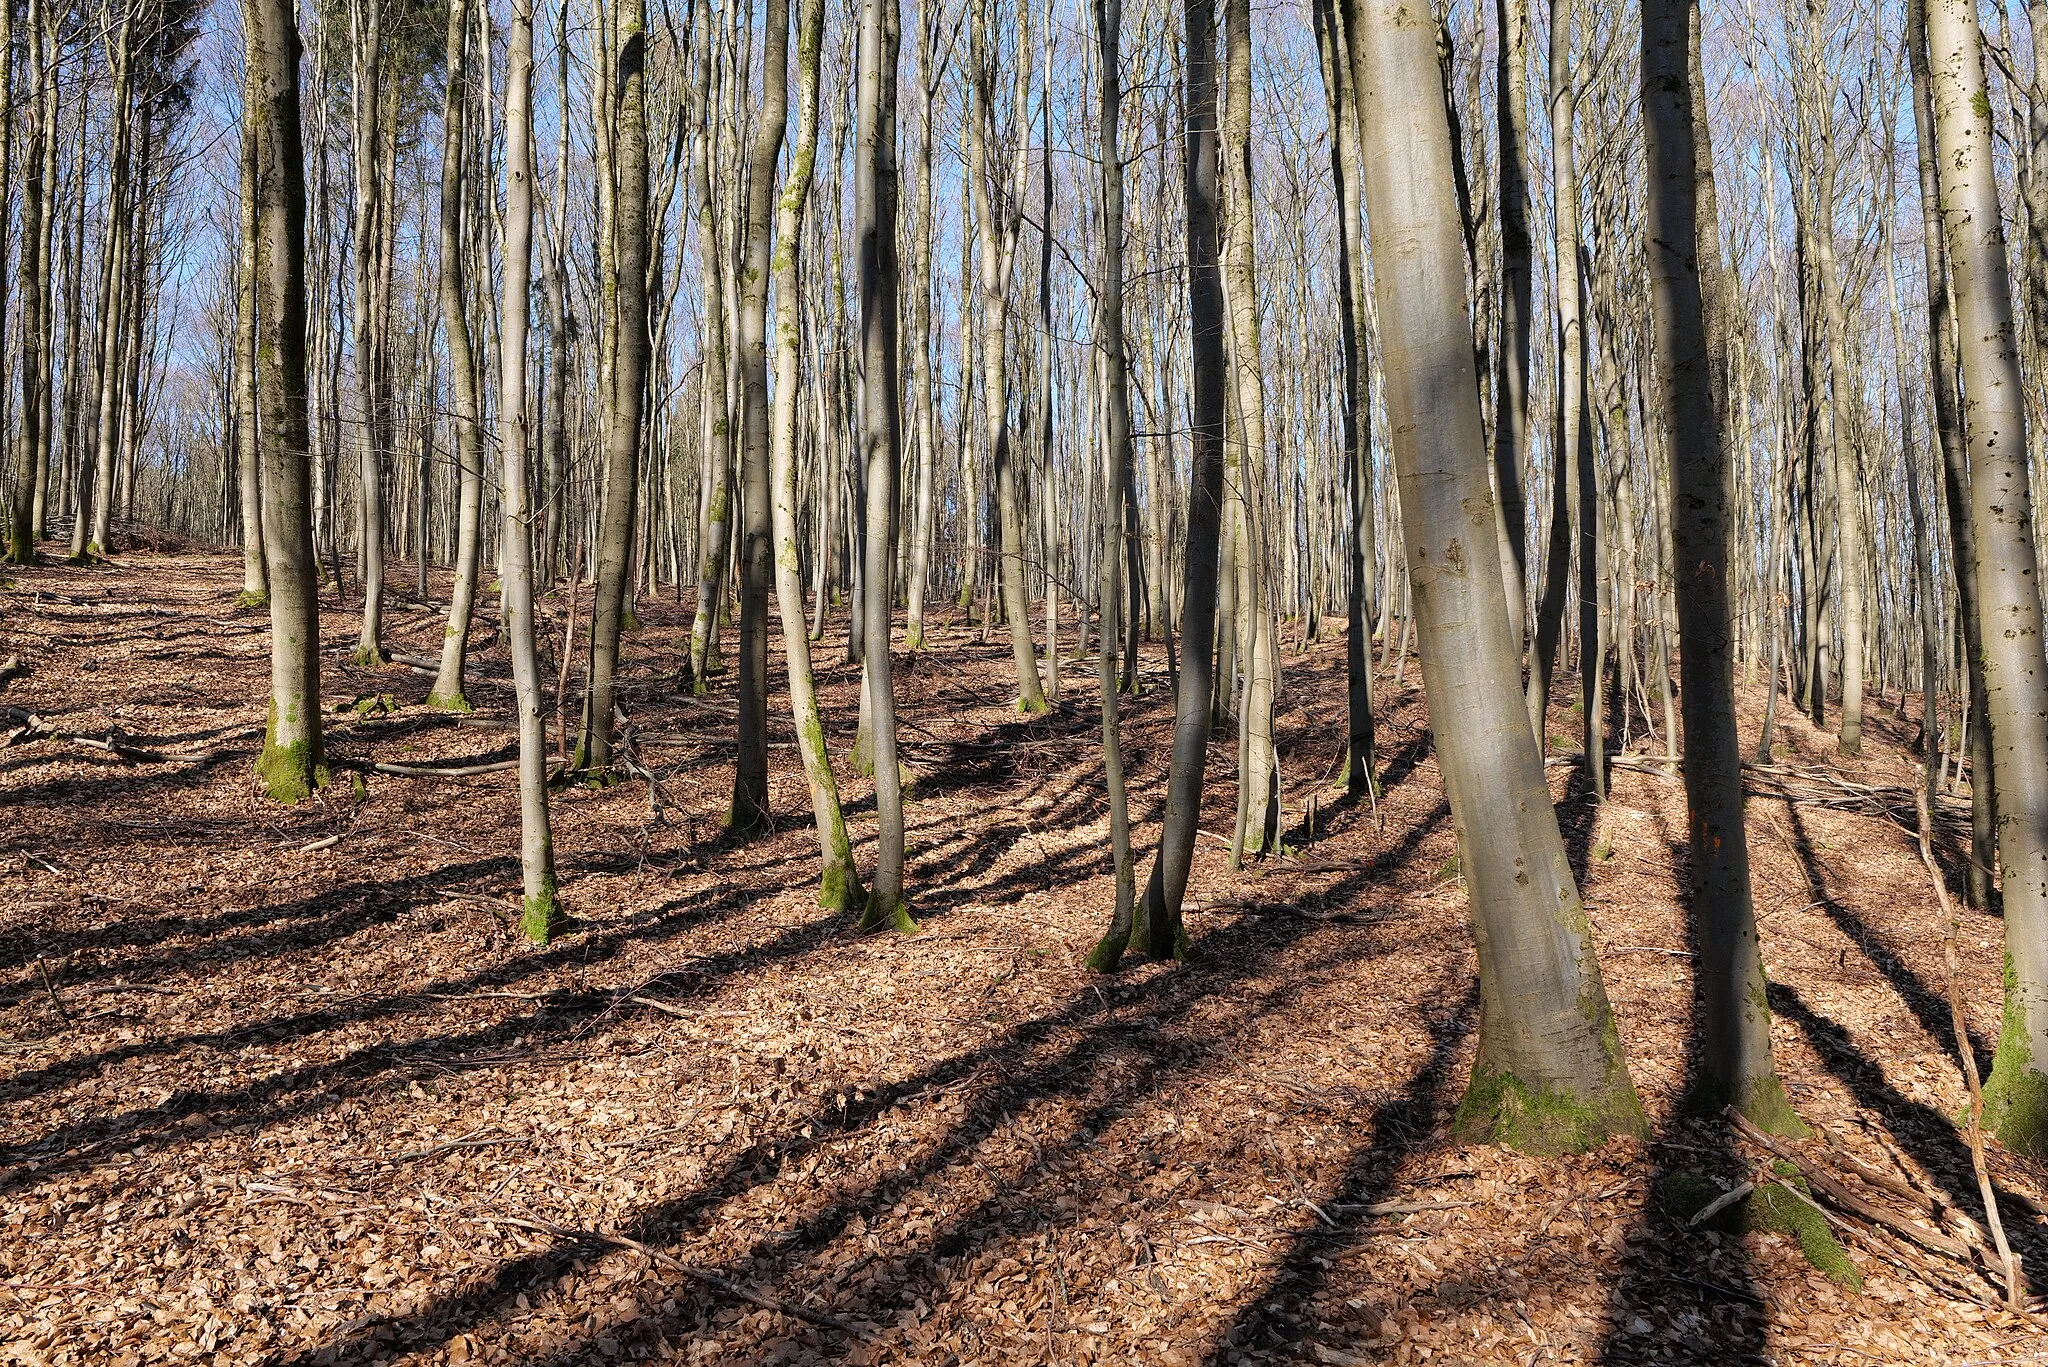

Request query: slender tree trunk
[
  {"left": 1128, "top": 0, "right": 1225, "bottom": 964},
  {"left": 80, "top": 13, "right": 134, "bottom": 559},
  {"left": 1491, "top": 0, "right": 1532, "bottom": 645},
  {"left": 498, "top": 0, "right": 563, "bottom": 941},
  {"left": 247, "top": 0, "right": 327, "bottom": 803},
  {"left": 578, "top": 0, "right": 652, "bottom": 777},
  {"left": 686, "top": 65, "right": 733, "bottom": 691},
  {"left": 1084, "top": 0, "right": 1137, "bottom": 968},
  {"left": 430, "top": 0, "right": 485, "bottom": 710},
  {"left": 772, "top": 0, "right": 863, "bottom": 911},
  {"left": 854, "top": 0, "right": 914, "bottom": 932},
  {"left": 349, "top": 0, "right": 389, "bottom": 662},
  {"left": 729, "top": 0, "right": 791, "bottom": 834},
  {"left": 1923, "top": 0, "right": 2048, "bottom": 1156},
  {"left": 1350, "top": 0, "right": 1643, "bottom": 1151},
  {"left": 6, "top": 0, "right": 47, "bottom": 567}
]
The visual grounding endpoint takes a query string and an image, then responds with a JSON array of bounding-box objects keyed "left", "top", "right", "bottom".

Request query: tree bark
[
  {"left": 1350, "top": 0, "right": 1643, "bottom": 1151},
  {"left": 1923, "top": 0, "right": 2048, "bottom": 1156},
  {"left": 246, "top": 0, "right": 327, "bottom": 804}
]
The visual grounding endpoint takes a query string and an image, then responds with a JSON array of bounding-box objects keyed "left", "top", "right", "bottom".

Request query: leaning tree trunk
[
  {"left": 578, "top": 0, "right": 653, "bottom": 777},
  {"left": 1642, "top": 0, "right": 1801, "bottom": 1132},
  {"left": 772, "top": 0, "right": 864, "bottom": 912},
  {"left": 1923, "top": 0, "right": 2048, "bottom": 1156},
  {"left": 247, "top": 0, "right": 327, "bottom": 804},
  {"left": 1129, "top": 0, "right": 1227, "bottom": 964},
  {"left": 729, "top": 0, "right": 792, "bottom": 835},
  {"left": 1084, "top": 0, "right": 1138, "bottom": 970},
  {"left": 498, "top": 0, "right": 563, "bottom": 942},
  {"left": 1348, "top": 0, "right": 1643, "bottom": 1152},
  {"left": 854, "top": 0, "right": 915, "bottom": 933},
  {"left": 430, "top": 0, "right": 485, "bottom": 711}
]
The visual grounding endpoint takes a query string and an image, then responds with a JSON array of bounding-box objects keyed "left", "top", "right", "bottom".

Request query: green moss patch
[{"left": 1658, "top": 1166, "right": 1860, "bottom": 1291}]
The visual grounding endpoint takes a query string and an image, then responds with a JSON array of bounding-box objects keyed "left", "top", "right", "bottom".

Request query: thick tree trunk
[
  {"left": 430, "top": 0, "right": 485, "bottom": 711},
  {"left": 1643, "top": 0, "right": 1800, "bottom": 1131},
  {"left": 498, "top": 0, "right": 563, "bottom": 941},
  {"left": 247, "top": 0, "right": 327, "bottom": 804},
  {"left": 1907, "top": 0, "right": 1997, "bottom": 911},
  {"left": 1350, "top": 0, "right": 1642, "bottom": 1152},
  {"left": 1923, "top": 0, "right": 2048, "bottom": 1156}
]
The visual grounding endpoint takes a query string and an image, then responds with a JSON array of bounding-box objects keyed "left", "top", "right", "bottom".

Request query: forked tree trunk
[
  {"left": 854, "top": 0, "right": 915, "bottom": 933},
  {"left": 1350, "top": 0, "right": 1642, "bottom": 1151},
  {"left": 498, "top": 0, "right": 563, "bottom": 941},
  {"left": 247, "top": 0, "right": 327, "bottom": 804},
  {"left": 1922, "top": 0, "right": 2048, "bottom": 1156},
  {"left": 430, "top": 0, "right": 484, "bottom": 711},
  {"left": 729, "top": 0, "right": 791, "bottom": 835},
  {"left": 1642, "top": 0, "right": 1801, "bottom": 1132}
]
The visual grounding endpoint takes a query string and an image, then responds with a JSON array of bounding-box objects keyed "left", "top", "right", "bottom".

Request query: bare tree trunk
[
  {"left": 430, "top": 0, "right": 485, "bottom": 710},
  {"left": 578, "top": 0, "right": 652, "bottom": 777},
  {"left": 1490, "top": 0, "right": 1532, "bottom": 645},
  {"left": 686, "top": 47, "right": 733, "bottom": 691},
  {"left": 7, "top": 0, "right": 48, "bottom": 567},
  {"left": 1643, "top": 0, "right": 1800, "bottom": 1131},
  {"left": 729, "top": 0, "right": 792, "bottom": 834},
  {"left": 1351, "top": 0, "right": 1642, "bottom": 1151},
  {"left": 1084, "top": 0, "right": 1137, "bottom": 970},
  {"left": 1129, "top": 0, "right": 1225, "bottom": 964},
  {"left": 80, "top": 10, "right": 134, "bottom": 559},
  {"left": 247, "top": 0, "right": 328, "bottom": 803},
  {"left": 1923, "top": 0, "right": 2048, "bottom": 1156},
  {"left": 349, "top": 0, "right": 389, "bottom": 662},
  {"left": 498, "top": 0, "right": 564, "bottom": 941}
]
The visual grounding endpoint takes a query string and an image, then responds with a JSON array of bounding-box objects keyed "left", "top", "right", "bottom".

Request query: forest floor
[{"left": 2, "top": 548, "right": 2046, "bottom": 1367}]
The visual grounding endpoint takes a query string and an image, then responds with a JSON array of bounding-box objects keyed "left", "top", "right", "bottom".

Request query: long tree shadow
[
  {"left": 1597, "top": 826, "right": 1768, "bottom": 1366},
  {"left": 1780, "top": 802, "right": 1990, "bottom": 1069},
  {"left": 1769, "top": 981, "right": 2048, "bottom": 1269},
  {"left": 266, "top": 912, "right": 1372, "bottom": 1366},
  {"left": 1196, "top": 981, "right": 1479, "bottom": 1364}
]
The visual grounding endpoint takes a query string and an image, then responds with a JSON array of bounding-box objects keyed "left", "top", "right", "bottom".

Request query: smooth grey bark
[
  {"left": 578, "top": 0, "right": 653, "bottom": 777},
  {"left": 967, "top": 0, "right": 1047, "bottom": 714},
  {"left": 235, "top": 118, "right": 268, "bottom": 600},
  {"left": 498, "top": 0, "right": 563, "bottom": 941},
  {"left": 1129, "top": 0, "right": 1225, "bottom": 964},
  {"left": 1352, "top": 0, "right": 1642, "bottom": 1151},
  {"left": 348, "top": 0, "right": 389, "bottom": 663},
  {"left": 773, "top": 0, "right": 863, "bottom": 912},
  {"left": 1923, "top": 0, "right": 2048, "bottom": 1156},
  {"left": 686, "top": 52, "right": 733, "bottom": 691},
  {"left": 1313, "top": 0, "right": 1376, "bottom": 796},
  {"left": 81, "top": 10, "right": 134, "bottom": 559},
  {"left": 729, "top": 0, "right": 791, "bottom": 835},
  {"left": 854, "top": 0, "right": 914, "bottom": 932},
  {"left": 7, "top": 0, "right": 48, "bottom": 567},
  {"left": 1083, "top": 0, "right": 1137, "bottom": 971},
  {"left": 541, "top": 10, "right": 571, "bottom": 586},
  {"left": 1491, "top": 0, "right": 1532, "bottom": 645},
  {"left": 246, "top": 0, "right": 327, "bottom": 804},
  {"left": 1642, "top": 0, "right": 1800, "bottom": 1132},
  {"left": 430, "top": 0, "right": 485, "bottom": 711},
  {"left": 1907, "top": 0, "right": 1997, "bottom": 911}
]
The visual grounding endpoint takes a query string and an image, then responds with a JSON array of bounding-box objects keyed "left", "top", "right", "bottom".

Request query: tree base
[
  {"left": 1985, "top": 1046, "right": 2048, "bottom": 1158},
  {"left": 350, "top": 646, "right": 389, "bottom": 668},
  {"left": 257, "top": 739, "right": 329, "bottom": 806},
  {"left": 1661, "top": 1166, "right": 1860, "bottom": 1289},
  {"left": 1452, "top": 1063, "right": 1647, "bottom": 1155},
  {"left": 520, "top": 888, "right": 567, "bottom": 944},
  {"left": 1681, "top": 1073, "right": 1810, "bottom": 1137},
  {"left": 1015, "top": 694, "right": 1051, "bottom": 716},
  {"left": 856, "top": 895, "right": 919, "bottom": 935},
  {"left": 818, "top": 860, "right": 867, "bottom": 915},
  {"left": 1085, "top": 929, "right": 1130, "bottom": 974},
  {"left": 235, "top": 590, "right": 269, "bottom": 610},
  {"left": 425, "top": 691, "right": 473, "bottom": 713}
]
